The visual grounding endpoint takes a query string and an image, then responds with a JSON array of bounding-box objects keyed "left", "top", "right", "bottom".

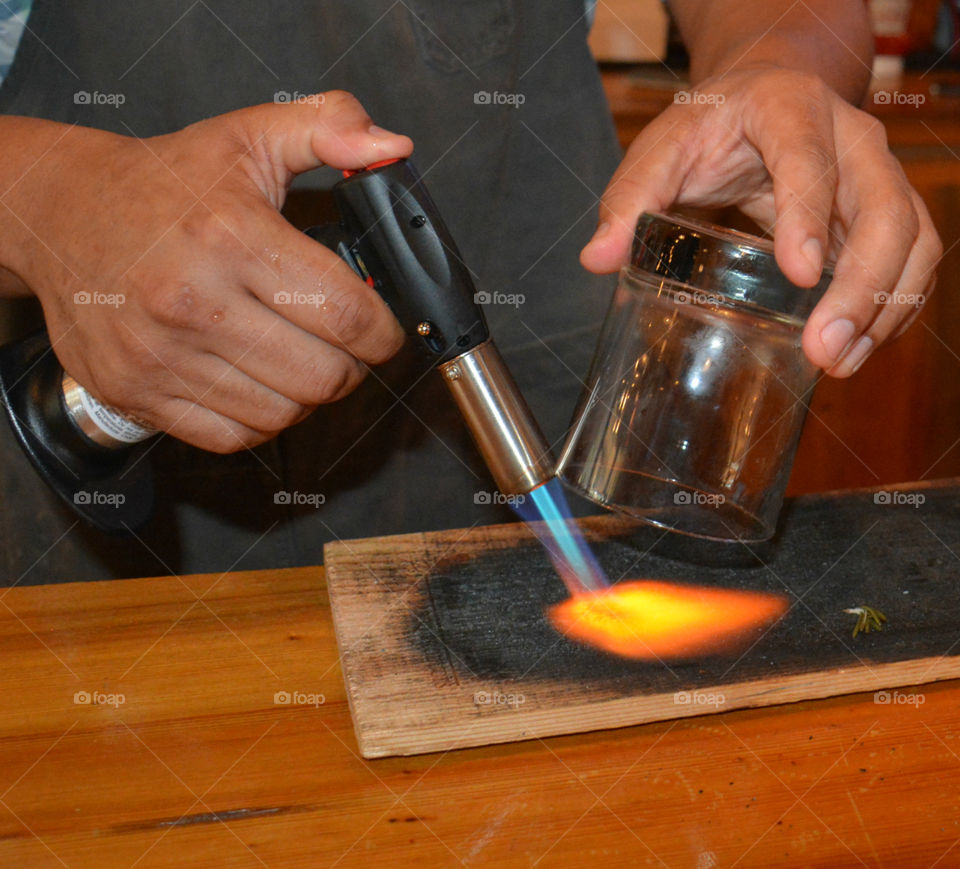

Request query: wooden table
[{"left": 1, "top": 565, "right": 958, "bottom": 867}]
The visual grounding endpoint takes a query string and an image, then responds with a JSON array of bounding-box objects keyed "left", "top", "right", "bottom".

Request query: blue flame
[{"left": 512, "top": 478, "right": 610, "bottom": 595}]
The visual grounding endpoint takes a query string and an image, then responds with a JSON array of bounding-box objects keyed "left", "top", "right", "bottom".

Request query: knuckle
[
  {"left": 269, "top": 402, "right": 308, "bottom": 431},
  {"left": 628, "top": 119, "right": 692, "bottom": 169},
  {"left": 874, "top": 197, "right": 920, "bottom": 238},
  {"left": 180, "top": 206, "right": 237, "bottom": 252},
  {"left": 602, "top": 174, "right": 655, "bottom": 223},
  {"left": 365, "top": 323, "right": 404, "bottom": 365},
  {"left": 145, "top": 280, "right": 215, "bottom": 331},
  {"left": 782, "top": 136, "right": 832, "bottom": 175},
  {"left": 309, "top": 358, "right": 364, "bottom": 405},
  {"left": 322, "top": 289, "right": 379, "bottom": 349},
  {"left": 861, "top": 115, "right": 889, "bottom": 149},
  {"left": 250, "top": 397, "right": 305, "bottom": 433},
  {"left": 321, "top": 89, "right": 358, "bottom": 112},
  {"left": 792, "top": 70, "right": 827, "bottom": 97}
]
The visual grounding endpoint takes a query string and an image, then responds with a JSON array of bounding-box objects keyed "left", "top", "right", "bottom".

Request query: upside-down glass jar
[{"left": 557, "top": 213, "right": 832, "bottom": 542}]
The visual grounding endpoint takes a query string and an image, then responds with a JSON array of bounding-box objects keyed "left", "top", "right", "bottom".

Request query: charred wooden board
[{"left": 324, "top": 479, "right": 960, "bottom": 758}]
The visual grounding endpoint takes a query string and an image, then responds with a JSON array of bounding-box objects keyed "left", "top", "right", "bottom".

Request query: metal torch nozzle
[{"left": 439, "top": 340, "right": 554, "bottom": 496}]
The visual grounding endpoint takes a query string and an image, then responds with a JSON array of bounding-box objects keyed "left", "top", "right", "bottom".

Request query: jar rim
[{"left": 629, "top": 212, "right": 833, "bottom": 321}]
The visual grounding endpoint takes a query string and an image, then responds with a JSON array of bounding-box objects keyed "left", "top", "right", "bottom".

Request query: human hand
[
  {"left": 6, "top": 92, "right": 412, "bottom": 451},
  {"left": 580, "top": 66, "right": 943, "bottom": 377}
]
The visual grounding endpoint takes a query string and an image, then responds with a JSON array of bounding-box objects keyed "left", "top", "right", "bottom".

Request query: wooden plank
[{"left": 325, "top": 478, "right": 960, "bottom": 758}]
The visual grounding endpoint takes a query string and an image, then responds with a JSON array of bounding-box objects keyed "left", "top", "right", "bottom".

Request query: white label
[{"left": 78, "top": 388, "right": 155, "bottom": 444}]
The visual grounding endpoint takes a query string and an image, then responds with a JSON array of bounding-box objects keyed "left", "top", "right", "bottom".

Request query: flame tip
[{"left": 549, "top": 579, "right": 788, "bottom": 661}]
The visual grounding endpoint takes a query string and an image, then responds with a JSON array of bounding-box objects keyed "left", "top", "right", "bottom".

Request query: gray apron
[{"left": 0, "top": 0, "right": 621, "bottom": 583}]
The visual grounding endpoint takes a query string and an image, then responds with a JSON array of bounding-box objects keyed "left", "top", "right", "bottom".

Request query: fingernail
[
  {"left": 368, "top": 124, "right": 396, "bottom": 139},
  {"left": 820, "top": 318, "right": 857, "bottom": 362},
  {"left": 801, "top": 238, "right": 823, "bottom": 276},
  {"left": 840, "top": 335, "right": 874, "bottom": 374}
]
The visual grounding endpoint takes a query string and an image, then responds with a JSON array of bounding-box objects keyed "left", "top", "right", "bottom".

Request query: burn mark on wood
[
  {"left": 422, "top": 567, "right": 461, "bottom": 686},
  {"left": 409, "top": 486, "right": 960, "bottom": 695}
]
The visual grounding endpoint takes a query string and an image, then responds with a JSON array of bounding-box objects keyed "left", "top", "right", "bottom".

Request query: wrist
[
  {"left": 694, "top": 55, "right": 870, "bottom": 110},
  {"left": 0, "top": 118, "right": 112, "bottom": 294},
  {"left": 673, "top": 1, "right": 873, "bottom": 107}
]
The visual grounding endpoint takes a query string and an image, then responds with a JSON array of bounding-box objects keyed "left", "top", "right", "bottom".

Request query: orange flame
[{"left": 548, "top": 580, "right": 788, "bottom": 660}]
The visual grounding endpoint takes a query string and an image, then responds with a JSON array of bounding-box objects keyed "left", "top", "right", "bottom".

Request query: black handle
[{"left": 306, "top": 160, "right": 490, "bottom": 364}]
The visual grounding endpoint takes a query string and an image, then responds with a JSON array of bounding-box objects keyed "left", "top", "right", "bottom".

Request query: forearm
[
  {"left": 0, "top": 116, "right": 83, "bottom": 298},
  {"left": 668, "top": 0, "right": 873, "bottom": 103}
]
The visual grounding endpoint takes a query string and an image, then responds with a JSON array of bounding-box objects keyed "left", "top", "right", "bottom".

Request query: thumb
[
  {"left": 580, "top": 113, "right": 690, "bottom": 274},
  {"left": 227, "top": 90, "right": 413, "bottom": 182}
]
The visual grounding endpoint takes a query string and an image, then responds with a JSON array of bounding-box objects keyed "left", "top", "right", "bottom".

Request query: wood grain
[
  {"left": 1, "top": 556, "right": 960, "bottom": 865},
  {"left": 325, "top": 479, "right": 960, "bottom": 759}
]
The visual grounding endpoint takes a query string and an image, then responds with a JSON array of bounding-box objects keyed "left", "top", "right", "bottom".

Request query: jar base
[{"left": 559, "top": 469, "right": 774, "bottom": 543}]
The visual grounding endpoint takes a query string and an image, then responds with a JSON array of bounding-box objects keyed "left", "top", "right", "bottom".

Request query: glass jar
[{"left": 557, "top": 212, "right": 832, "bottom": 542}]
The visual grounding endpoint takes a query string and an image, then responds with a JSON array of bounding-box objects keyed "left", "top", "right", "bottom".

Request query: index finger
[{"left": 249, "top": 207, "right": 405, "bottom": 365}]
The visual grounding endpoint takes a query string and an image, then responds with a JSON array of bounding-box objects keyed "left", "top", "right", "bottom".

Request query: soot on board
[
  {"left": 410, "top": 539, "right": 790, "bottom": 693},
  {"left": 408, "top": 486, "right": 960, "bottom": 695}
]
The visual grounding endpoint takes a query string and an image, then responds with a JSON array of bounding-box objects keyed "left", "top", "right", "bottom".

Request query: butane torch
[{"left": 0, "top": 159, "right": 555, "bottom": 532}]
